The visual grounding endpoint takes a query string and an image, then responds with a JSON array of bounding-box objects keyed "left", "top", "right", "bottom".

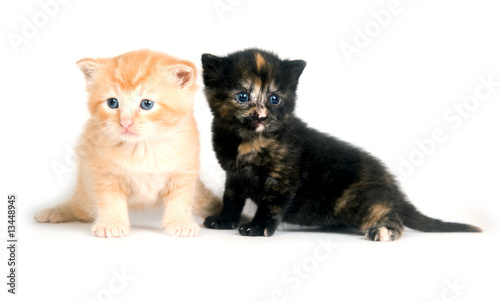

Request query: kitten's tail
[
  {"left": 398, "top": 202, "right": 482, "bottom": 232},
  {"left": 192, "top": 179, "right": 223, "bottom": 218}
]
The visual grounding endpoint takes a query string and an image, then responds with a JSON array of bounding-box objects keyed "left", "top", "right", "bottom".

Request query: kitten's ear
[
  {"left": 76, "top": 58, "right": 103, "bottom": 81},
  {"left": 201, "top": 54, "right": 224, "bottom": 69},
  {"left": 201, "top": 54, "right": 228, "bottom": 86},
  {"left": 282, "top": 59, "right": 307, "bottom": 84},
  {"left": 163, "top": 63, "right": 196, "bottom": 89}
]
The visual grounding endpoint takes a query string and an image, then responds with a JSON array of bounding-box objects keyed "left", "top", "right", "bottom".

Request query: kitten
[
  {"left": 201, "top": 48, "right": 481, "bottom": 241},
  {"left": 35, "top": 49, "right": 221, "bottom": 237}
]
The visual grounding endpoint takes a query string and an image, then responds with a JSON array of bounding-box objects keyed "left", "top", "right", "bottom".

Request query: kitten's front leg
[
  {"left": 92, "top": 175, "right": 130, "bottom": 238},
  {"left": 239, "top": 178, "right": 297, "bottom": 237},
  {"left": 238, "top": 197, "right": 289, "bottom": 237},
  {"left": 204, "top": 176, "right": 246, "bottom": 229},
  {"left": 162, "top": 175, "right": 200, "bottom": 237}
]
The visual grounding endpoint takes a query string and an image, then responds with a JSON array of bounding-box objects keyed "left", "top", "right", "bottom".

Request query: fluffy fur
[
  {"left": 35, "top": 49, "right": 221, "bottom": 237},
  {"left": 201, "top": 48, "right": 481, "bottom": 241}
]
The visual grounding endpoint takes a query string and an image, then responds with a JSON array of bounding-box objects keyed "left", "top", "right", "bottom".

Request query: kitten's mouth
[
  {"left": 122, "top": 129, "right": 137, "bottom": 136},
  {"left": 250, "top": 120, "right": 267, "bottom": 131}
]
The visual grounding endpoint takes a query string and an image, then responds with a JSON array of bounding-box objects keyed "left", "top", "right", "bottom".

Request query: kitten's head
[
  {"left": 201, "top": 49, "right": 306, "bottom": 134},
  {"left": 77, "top": 49, "right": 197, "bottom": 143}
]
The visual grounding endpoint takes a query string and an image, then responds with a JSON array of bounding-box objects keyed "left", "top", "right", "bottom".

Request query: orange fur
[{"left": 35, "top": 50, "right": 221, "bottom": 237}]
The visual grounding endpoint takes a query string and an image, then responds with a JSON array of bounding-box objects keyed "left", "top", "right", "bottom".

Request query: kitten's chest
[
  {"left": 125, "top": 172, "right": 170, "bottom": 208},
  {"left": 235, "top": 135, "right": 289, "bottom": 173},
  {"left": 111, "top": 141, "right": 183, "bottom": 173},
  {"left": 236, "top": 135, "right": 273, "bottom": 166}
]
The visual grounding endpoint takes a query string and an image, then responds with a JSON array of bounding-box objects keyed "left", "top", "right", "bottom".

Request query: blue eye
[
  {"left": 269, "top": 95, "right": 281, "bottom": 105},
  {"left": 107, "top": 98, "right": 119, "bottom": 109},
  {"left": 140, "top": 99, "right": 154, "bottom": 110},
  {"left": 236, "top": 92, "right": 249, "bottom": 103}
]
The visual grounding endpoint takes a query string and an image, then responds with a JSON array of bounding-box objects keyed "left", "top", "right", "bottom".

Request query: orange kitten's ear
[
  {"left": 76, "top": 58, "right": 103, "bottom": 81},
  {"left": 163, "top": 64, "right": 196, "bottom": 89}
]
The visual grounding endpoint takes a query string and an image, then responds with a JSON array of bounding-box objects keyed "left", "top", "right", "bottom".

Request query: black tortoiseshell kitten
[{"left": 201, "top": 48, "right": 481, "bottom": 241}]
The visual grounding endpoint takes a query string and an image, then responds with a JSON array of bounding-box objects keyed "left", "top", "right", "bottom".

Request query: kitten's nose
[
  {"left": 120, "top": 120, "right": 134, "bottom": 130},
  {"left": 253, "top": 113, "right": 267, "bottom": 122},
  {"left": 255, "top": 108, "right": 268, "bottom": 121}
]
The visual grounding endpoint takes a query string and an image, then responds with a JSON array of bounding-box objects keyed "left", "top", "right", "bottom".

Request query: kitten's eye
[
  {"left": 140, "top": 99, "right": 154, "bottom": 110},
  {"left": 269, "top": 95, "right": 281, "bottom": 105},
  {"left": 236, "top": 92, "right": 250, "bottom": 103},
  {"left": 107, "top": 98, "right": 119, "bottom": 109}
]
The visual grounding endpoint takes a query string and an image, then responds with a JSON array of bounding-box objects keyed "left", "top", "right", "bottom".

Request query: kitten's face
[
  {"left": 77, "top": 50, "right": 197, "bottom": 143},
  {"left": 202, "top": 49, "right": 306, "bottom": 134}
]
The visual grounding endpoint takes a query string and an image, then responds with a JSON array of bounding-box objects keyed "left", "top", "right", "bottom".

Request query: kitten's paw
[
  {"left": 239, "top": 222, "right": 275, "bottom": 237},
  {"left": 204, "top": 215, "right": 239, "bottom": 229},
  {"left": 92, "top": 221, "right": 129, "bottom": 238},
  {"left": 35, "top": 207, "right": 74, "bottom": 223},
  {"left": 365, "top": 226, "right": 396, "bottom": 242},
  {"left": 163, "top": 220, "right": 200, "bottom": 237}
]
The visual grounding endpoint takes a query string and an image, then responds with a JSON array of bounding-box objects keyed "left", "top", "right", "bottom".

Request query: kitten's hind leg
[
  {"left": 359, "top": 203, "right": 404, "bottom": 242},
  {"left": 35, "top": 201, "right": 78, "bottom": 223},
  {"left": 366, "top": 226, "right": 399, "bottom": 242},
  {"left": 36, "top": 175, "right": 95, "bottom": 224}
]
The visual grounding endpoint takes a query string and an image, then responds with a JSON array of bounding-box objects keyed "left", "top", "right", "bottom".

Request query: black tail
[{"left": 398, "top": 202, "right": 482, "bottom": 232}]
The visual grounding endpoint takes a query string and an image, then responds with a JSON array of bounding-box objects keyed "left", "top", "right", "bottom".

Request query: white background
[{"left": 1, "top": 0, "right": 499, "bottom": 301}]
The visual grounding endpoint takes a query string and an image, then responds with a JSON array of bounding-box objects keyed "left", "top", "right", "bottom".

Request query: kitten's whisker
[
  {"left": 84, "top": 126, "right": 112, "bottom": 141},
  {"left": 88, "top": 127, "right": 114, "bottom": 157},
  {"left": 100, "top": 130, "right": 116, "bottom": 160}
]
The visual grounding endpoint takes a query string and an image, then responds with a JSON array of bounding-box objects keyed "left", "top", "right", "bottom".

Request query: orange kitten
[{"left": 35, "top": 49, "right": 221, "bottom": 237}]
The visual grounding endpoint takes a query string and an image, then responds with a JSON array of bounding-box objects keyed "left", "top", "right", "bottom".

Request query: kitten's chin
[
  {"left": 255, "top": 123, "right": 266, "bottom": 132},
  {"left": 117, "top": 130, "right": 144, "bottom": 143},
  {"left": 250, "top": 120, "right": 267, "bottom": 132},
  {"left": 121, "top": 130, "right": 138, "bottom": 138}
]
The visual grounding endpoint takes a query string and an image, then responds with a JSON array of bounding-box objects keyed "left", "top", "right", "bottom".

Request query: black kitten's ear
[
  {"left": 201, "top": 54, "right": 224, "bottom": 68},
  {"left": 282, "top": 59, "right": 307, "bottom": 84},
  {"left": 201, "top": 53, "right": 228, "bottom": 87}
]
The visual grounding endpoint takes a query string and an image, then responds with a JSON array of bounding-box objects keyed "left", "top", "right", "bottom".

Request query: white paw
[
  {"left": 163, "top": 220, "right": 200, "bottom": 237},
  {"left": 92, "top": 221, "right": 129, "bottom": 238},
  {"left": 376, "top": 227, "right": 391, "bottom": 242},
  {"left": 366, "top": 226, "right": 395, "bottom": 242}
]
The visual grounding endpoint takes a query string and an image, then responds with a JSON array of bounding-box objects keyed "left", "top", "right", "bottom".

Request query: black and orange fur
[{"left": 201, "top": 48, "right": 481, "bottom": 241}]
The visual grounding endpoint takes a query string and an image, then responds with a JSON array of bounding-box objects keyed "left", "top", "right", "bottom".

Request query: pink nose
[
  {"left": 120, "top": 120, "right": 133, "bottom": 130},
  {"left": 257, "top": 108, "right": 267, "bottom": 119}
]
